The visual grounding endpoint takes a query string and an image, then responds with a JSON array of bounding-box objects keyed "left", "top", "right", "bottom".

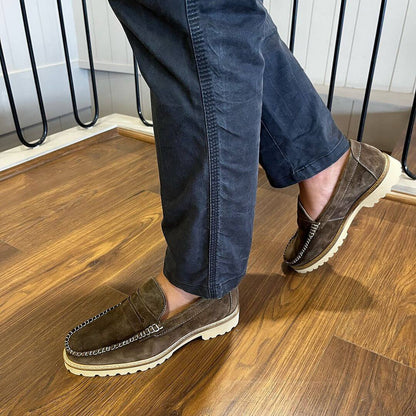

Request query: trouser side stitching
[{"left": 185, "top": 0, "right": 219, "bottom": 298}]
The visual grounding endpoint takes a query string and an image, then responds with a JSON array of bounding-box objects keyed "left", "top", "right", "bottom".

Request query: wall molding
[{"left": 78, "top": 59, "right": 134, "bottom": 75}]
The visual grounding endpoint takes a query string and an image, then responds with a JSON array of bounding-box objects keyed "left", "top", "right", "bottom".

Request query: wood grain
[
  {"left": 0, "top": 240, "right": 20, "bottom": 267},
  {"left": 387, "top": 190, "right": 416, "bottom": 206},
  {"left": 117, "top": 127, "right": 156, "bottom": 144},
  {"left": 0, "top": 134, "right": 414, "bottom": 416},
  {"left": 295, "top": 336, "right": 416, "bottom": 416},
  {"left": 0, "top": 129, "right": 120, "bottom": 182}
]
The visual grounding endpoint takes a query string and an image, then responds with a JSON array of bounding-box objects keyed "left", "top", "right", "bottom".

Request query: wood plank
[
  {"left": 0, "top": 134, "right": 414, "bottom": 415},
  {"left": 334, "top": 200, "right": 416, "bottom": 368},
  {"left": 294, "top": 336, "right": 416, "bottom": 416},
  {"left": 117, "top": 127, "right": 156, "bottom": 144},
  {"left": 387, "top": 190, "right": 416, "bottom": 206},
  {"left": 0, "top": 136, "right": 159, "bottom": 253},
  {"left": 176, "top": 200, "right": 416, "bottom": 416},
  {"left": 0, "top": 240, "right": 20, "bottom": 266},
  {"left": 0, "top": 285, "right": 128, "bottom": 415},
  {"left": 0, "top": 129, "right": 119, "bottom": 182},
  {"left": 0, "top": 190, "right": 163, "bottom": 326}
]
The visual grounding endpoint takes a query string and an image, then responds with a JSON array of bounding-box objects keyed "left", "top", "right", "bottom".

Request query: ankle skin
[{"left": 299, "top": 149, "right": 350, "bottom": 220}]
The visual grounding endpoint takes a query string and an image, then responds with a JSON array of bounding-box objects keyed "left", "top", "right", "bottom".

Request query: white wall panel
[
  {"left": 291, "top": 0, "right": 314, "bottom": 68},
  {"left": 305, "top": 0, "right": 338, "bottom": 85},
  {"left": 268, "top": 0, "right": 293, "bottom": 44},
  {"left": 372, "top": 0, "right": 408, "bottom": 91},
  {"left": 269, "top": 0, "right": 415, "bottom": 93},
  {"left": 71, "top": 0, "right": 416, "bottom": 93},
  {"left": 90, "top": 0, "right": 113, "bottom": 64},
  {"left": 390, "top": 0, "right": 416, "bottom": 92},
  {"left": 74, "top": 0, "right": 132, "bottom": 73},
  {"left": 0, "top": 0, "right": 91, "bottom": 137},
  {"left": 345, "top": 0, "right": 384, "bottom": 89}
]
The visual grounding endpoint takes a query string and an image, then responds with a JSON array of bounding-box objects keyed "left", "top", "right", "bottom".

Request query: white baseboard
[
  {"left": 0, "top": 114, "right": 153, "bottom": 173},
  {"left": 392, "top": 174, "right": 416, "bottom": 197}
]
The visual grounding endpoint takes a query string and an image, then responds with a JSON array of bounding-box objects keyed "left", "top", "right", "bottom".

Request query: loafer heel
[
  {"left": 201, "top": 307, "right": 239, "bottom": 340},
  {"left": 362, "top": 155, "right": 402, "bottom": 209}
]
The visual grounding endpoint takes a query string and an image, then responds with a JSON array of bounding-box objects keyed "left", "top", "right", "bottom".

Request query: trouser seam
[
  {"left": 185, "top": 0, "right": 219, "bottom": 298},
  {"left": 261, "top": 119, "right": 296, "bottom": 174}
]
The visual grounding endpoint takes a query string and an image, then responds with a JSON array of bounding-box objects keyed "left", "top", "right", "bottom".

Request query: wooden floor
[{"left": 0, "top": 132, "right": 415, "bottom": 416}]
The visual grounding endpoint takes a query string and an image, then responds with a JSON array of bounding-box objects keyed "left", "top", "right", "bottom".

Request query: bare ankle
[
  {"left": 156, "top": 271, "right": 200, "bottom": 320},
  {"left": 299, "top": 149, "right": 349, "bottom": 220}
]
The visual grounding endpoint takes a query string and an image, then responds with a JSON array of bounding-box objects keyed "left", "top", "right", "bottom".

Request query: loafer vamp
[{"left": 66, "top": 279, "right": 165, "bottom": 355}]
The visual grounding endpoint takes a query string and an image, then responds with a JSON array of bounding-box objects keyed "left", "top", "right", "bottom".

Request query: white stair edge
[
  {"left": 0, "top": 114, "right": 153, "bottom": 173},
  {"left": 392, "top": 173, "right": 416, "bottom": 197}
]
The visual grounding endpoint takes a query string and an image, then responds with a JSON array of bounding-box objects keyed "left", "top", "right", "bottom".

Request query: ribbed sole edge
[{"left": 63, "top": 306, "right": 239, "bottom": 377}]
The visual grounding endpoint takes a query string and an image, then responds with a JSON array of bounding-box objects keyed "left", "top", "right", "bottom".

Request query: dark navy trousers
[{"left": 109, "top": 0, "right": 350, "bottom": 298}]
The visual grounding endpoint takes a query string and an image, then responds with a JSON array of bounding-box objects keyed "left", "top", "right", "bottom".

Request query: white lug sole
[
  {"left": 63, "top": 306, "right": 239, "bottom": 377},
  {"left": 294, "top": 155, "right": 402, "bottom": 274}
]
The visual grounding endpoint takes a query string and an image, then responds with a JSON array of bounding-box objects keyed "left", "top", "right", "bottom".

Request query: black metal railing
[
  {"left": 402, "top": 92, "right": 416, "bottom": 179},
  {"left": 289, "top": 0, "right": 415, "bottom": 179},
  {"left": 0, "top": 0, "right": 48, "bottom": 147},
  {"left": 134, "top": 56, "right": 153, "bottom": 127},
  {"left": 0, "top": 0, "right": 414, "bottom": 179},
  {"left": 0, "top": 0, "right": 150, "bottom": 145},
  {"left": 57, "top": 0, "right": 99, "bottom": 128}
]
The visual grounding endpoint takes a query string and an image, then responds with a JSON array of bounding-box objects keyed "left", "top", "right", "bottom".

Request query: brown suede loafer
[
  {"left": 284, "top": 140, "right": 402, "bottom": 273},
  {"left": 63, "top": 278, "right": 239, "bottom": 377}
]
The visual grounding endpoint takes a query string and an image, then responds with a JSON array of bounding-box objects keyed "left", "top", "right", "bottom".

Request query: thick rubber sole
[
  {"left": 63, "top": 306, "right": 239, "bottom": 377},
  {"left": 292, "top": 155, "right": 402, "bottom": 274}
]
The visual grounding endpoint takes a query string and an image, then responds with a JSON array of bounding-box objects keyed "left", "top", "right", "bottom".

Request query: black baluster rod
[
  {"left": 289, "top": 0, "right": 299, "bottom": 53},
  {"left": 402, "top": 91, "right": 416, "bottom": 179},
  {"left": 356, "top": 0, "right": 387, "bottom": 142},
  {"left": 57, "top": 0, "right": 99, "bottom": 128},
  {"left": 0, "top": 2, "right": 48, "bottom": 148},
  {"left": 327, "top": 0, "right": 347, "bottom": 111},
  {"left": 134, "top": 56, "right": 153, "bottom": 127},
  {"left": 18, "top": 0, "right": 48, "bottom": 146},
  {"left": 1, "top": 40, "right": 47, "bottom": 147}
]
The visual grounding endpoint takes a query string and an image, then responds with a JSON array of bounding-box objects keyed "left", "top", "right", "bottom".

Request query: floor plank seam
[{"left": 331, "top": 335, "right": 416, "bottom": 370}]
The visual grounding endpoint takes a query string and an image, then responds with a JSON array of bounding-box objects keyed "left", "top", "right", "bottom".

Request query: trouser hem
[
  {"left": 164, "top": 270, "right": 245, "bottom": 299},
  {"left": 268, "top": 135, "right": 350, "bottom": 188}
]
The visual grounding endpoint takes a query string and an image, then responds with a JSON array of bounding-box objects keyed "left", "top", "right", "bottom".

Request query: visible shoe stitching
[
  {"left": 65, "top": 303, "right": 163, "bottom": 357},
  {"left": 127, "top": 296, "right": 144, "bottom": 324},
  {"left": 357, "top": 158, "right": 378, "bottom": 180},
  {"left": 285, "top": 222, "right": 320, "bottom": 265},
  {"left": 327, "top": 217, "right": 344, "bottom": 222}
]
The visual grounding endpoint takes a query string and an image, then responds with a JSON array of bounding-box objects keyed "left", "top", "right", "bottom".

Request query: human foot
[
  {"left": 299, "top": 149, "right": 350, "bottom": 220},
  {"left": 155, "top": 271, "right": 200, "bottom": 320},
  {"left": 284, "top": 140, "right": 402, "bottom": 273},
  {"left": 63, "top": 278, "right": 239, "bottom": 376}
]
